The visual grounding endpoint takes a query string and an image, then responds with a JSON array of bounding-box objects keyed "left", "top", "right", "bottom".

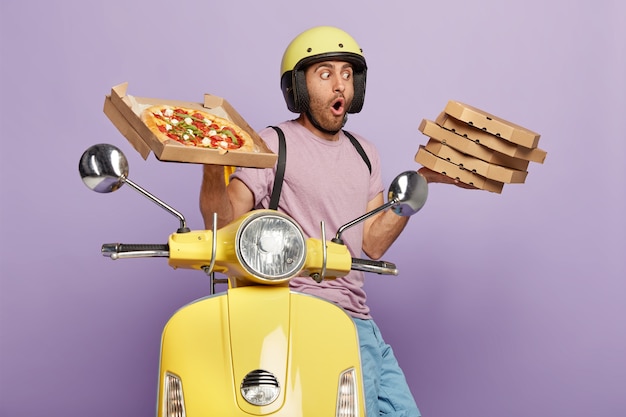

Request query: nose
[{"left": 333, "top": 76, "right": 346, "bottom": 93}]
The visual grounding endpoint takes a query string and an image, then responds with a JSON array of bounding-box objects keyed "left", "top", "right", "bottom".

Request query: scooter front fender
[{"left": 157, "top": 286, "right": 365, "bottom": 416}]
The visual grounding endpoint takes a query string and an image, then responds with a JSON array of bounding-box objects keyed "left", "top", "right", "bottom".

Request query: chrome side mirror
[
  {"left": 388, "top": 170, "right": 428, "bottom": 217},
  {"left": 78, "top": 143, "right": 128, "bottom": 193},
  {"left": 333, "top": 170, "right": 428, "bottom": 244},
  {"left": 78, "top": 143, "right": 189, "bottom": 232}
]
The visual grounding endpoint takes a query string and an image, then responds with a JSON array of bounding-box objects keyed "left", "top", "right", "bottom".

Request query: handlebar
[
  {"left": 351, "top": 258, "right": 398, "bottom": 275},
  {"left": 101, "top": 244, "right": 398, "bottom": 275},
  {"left": 102, "top": 243, "right": 169, "bottom": 260}
]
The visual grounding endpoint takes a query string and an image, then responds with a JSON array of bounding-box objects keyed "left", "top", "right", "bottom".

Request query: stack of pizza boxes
[{"left": 415, "top": 100, "right": 546, "bottom": 193}]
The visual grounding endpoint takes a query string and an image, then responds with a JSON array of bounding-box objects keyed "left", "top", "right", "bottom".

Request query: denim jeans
[{"left": 354, "top": 318, "right": 421, "bottom": 417}]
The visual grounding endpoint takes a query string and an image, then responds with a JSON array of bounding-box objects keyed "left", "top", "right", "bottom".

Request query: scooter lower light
[
  {"left": 163, "top": 372, "right": 186, "bottom": 417},
  {"left": 241, "top": 385, "right": 280, "bottom": 406},
  {"left": 240, "top": 369, "right": 280, "bottom": 406},
  {"left": 336, "top": 368, "right": 358, "bottom": 417}
]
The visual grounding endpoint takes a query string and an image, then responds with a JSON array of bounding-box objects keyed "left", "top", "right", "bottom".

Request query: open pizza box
[
  {"left": 416, "top": 100, "right": 547, "bottom": 193},
  {"left": 103, "top": 82, "right": 277, "bottom": 168}
]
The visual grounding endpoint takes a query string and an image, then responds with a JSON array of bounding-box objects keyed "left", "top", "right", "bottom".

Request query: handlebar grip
[
  {"left": 351, "top": 258, "right": 398, "bottom": 275},
  {"left": 102, "top": 243, "right": 169, "bottom": 259}
]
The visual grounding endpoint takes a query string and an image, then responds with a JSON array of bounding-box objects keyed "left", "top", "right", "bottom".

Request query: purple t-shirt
[{"left": 231, "top": 120, "right": 384, "bottom": 319}]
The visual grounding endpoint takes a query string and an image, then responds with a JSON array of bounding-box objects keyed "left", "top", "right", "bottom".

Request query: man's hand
[
  {"left": 418, "top": 167, "right": 478, "bottom": 190},
  {"left": 200, "top": 165, "right": 234, "bottom": 229}
]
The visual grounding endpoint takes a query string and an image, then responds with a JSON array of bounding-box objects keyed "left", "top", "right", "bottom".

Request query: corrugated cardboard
[
  {"left": 103, "top": 82, "right": 277, "bottom": 168},
  {"left": 424, "top": 139, "right": 527, "bottom": 183},
  {"left": 103, "top": 95, "right": 152, "bottom": 158},
  {"left": 436, "top": 113, "right": 547, "bottom": 164},
  {"left": 444, "top": 100, "right": 541, "bottom": 149},
  {"left": 415, "top": 146, "right": 505, "bottom": 193},
  {"left": 419, "top": 119, "right": 530, "bottom": 171}
]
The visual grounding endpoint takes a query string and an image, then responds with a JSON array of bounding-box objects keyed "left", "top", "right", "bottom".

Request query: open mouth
[{"left": 331, "top": 97, "right": 345, "bottom": 115}]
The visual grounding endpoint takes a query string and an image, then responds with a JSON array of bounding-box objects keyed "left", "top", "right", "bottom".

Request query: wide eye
[
  {"left": 342, "top": 71, "right": 351, "bottom": 80},
  {"left": 320, "top": 71, "right": 331, "bottom": 80}
]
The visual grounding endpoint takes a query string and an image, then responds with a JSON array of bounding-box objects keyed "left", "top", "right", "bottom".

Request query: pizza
[{"left": 141, "top": 105, "right": 255, "bottom": 153}]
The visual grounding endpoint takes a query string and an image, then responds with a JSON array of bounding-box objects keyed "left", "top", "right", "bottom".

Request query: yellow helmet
[{"left": 280, "top": 26, "right": 367, "bottom": 114}]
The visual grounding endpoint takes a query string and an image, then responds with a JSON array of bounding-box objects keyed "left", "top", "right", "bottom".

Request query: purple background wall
[{"left": 1, "top": 1, "right": 624, "bottom": 416}]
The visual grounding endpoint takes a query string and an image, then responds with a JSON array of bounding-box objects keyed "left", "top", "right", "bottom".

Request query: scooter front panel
[
  {"left": 157, "top": 288, "right": 365, "bottom": 416},
  {"left": 228, "top": 286, "right": 291, "bottom": 414},
  {"left": 286, "top": 291, "right": 365, "bottom": 416},
  {"left": 157, "top": 294, "right": 239, "bottom": 416}
]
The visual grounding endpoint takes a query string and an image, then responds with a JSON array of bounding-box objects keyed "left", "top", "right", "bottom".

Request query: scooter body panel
[{"left": 157, "top": 285, "right": 365, "bottom": 416}]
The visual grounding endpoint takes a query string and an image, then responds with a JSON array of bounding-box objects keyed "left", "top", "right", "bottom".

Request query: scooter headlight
[{"left": 237, "top": 212, "right": 306, "bottom": 281}]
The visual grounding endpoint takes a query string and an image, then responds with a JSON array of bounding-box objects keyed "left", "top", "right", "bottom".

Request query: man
[{"left": 200, "top": 25, "right": 451, "bottom": 417}]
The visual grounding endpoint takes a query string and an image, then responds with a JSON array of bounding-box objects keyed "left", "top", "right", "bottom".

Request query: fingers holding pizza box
[{"left": 417, "top": 167, "right": 479, "bottom": 190}]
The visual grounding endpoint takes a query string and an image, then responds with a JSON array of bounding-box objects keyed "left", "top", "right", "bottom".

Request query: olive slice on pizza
[{"left": 141, "top": 105, "right": 255, "bottom": 153}]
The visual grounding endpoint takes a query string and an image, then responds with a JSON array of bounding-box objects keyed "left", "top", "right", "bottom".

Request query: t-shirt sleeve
[{"left": 229, "top": 127, "right": 279, "bottom": 209}]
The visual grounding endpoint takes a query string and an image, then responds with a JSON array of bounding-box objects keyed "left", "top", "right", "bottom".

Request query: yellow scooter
[{"left": 78, "top": 143, "right": 428, "bottom": 417}]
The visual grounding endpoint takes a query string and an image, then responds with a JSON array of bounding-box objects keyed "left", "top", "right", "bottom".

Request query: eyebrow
[{"left": 313, "top": 62, "right": 353, "bottom": 71}]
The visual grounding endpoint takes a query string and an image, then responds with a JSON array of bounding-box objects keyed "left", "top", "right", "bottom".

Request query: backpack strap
[
  {"left": 343, "top": 130, "right": 372, "bottom": 174},
  {"left": 269, "top": 126, "right": 286, "bottom": 210},
  {"left": 268, "top": 127, "right": 371, "bottom": 210}
]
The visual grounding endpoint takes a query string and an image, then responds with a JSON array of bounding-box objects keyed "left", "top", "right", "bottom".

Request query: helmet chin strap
[{"left": 305, "top": 110, "right": 347, "bottom": 136}]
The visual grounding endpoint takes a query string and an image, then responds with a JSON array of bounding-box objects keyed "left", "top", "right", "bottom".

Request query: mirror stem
[
  {"left": 123, "top": 177, "right": 189, "bottom": 233},
  {"left": 332, "top": 197, "right": 399, "bottom": 244}
]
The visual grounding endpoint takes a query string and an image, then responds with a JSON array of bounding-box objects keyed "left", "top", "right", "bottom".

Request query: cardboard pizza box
[
  {"left": 435, "top": 113, "right": 547, "bottom": 164},
  {"left": 415, "top": 146, "right": 505, "bottom": 193},
  {"left": 443, "top": 100, "right": 541, "bottom": 149},
  {"left": 103, "top": 82, "right": 277, "bottom": 168},
  {"left": 424, "top": 139, "right": 528, "bottom": 184},
  {"left": 419, "top": 119, "right": 530, "bottom": 171}
]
